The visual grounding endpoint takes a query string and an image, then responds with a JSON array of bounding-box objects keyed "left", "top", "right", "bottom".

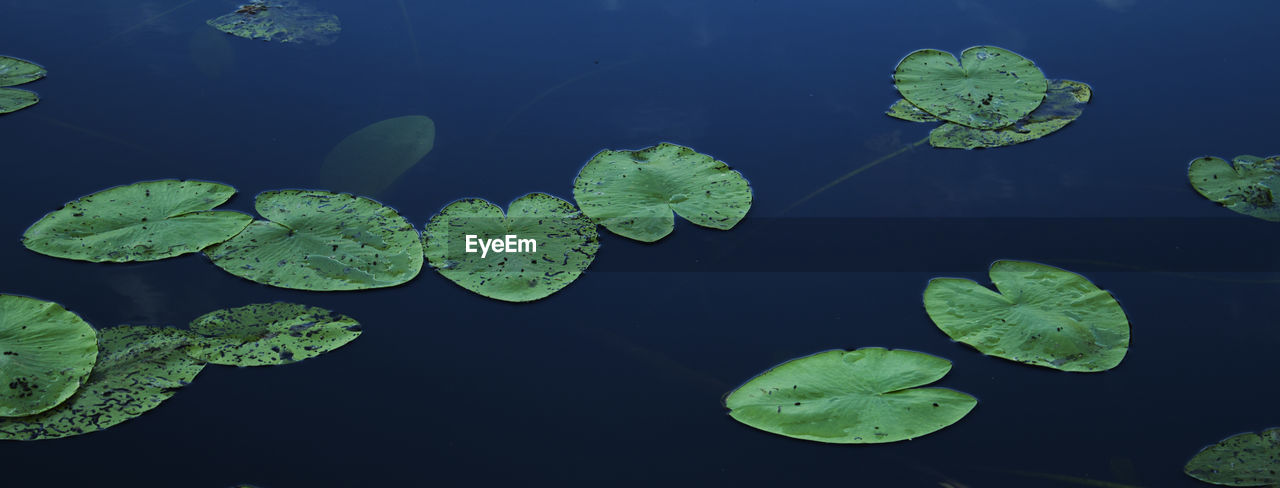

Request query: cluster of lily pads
[{"left": 0, "top": 56, "right": 44, "bottom": 114}]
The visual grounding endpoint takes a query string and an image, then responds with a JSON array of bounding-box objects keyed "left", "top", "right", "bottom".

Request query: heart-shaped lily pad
[
  {"left": 725, "top": 348, "right": 976, "bottom": 444},
  {"left": 1184, "top": 428, "right": 1280, "bottom": 487},
  {"left": 183, "top": 303, "right": 362, "bottom": 366},
  {"left": 572, "top": 143, "right": 752, "bottom": 242},
  {"left": 929, "top": 79, "right": 1092, "bottom": 149},
  {"left": 0, "top": 295, "right": 97, "bottom": 418},
  {"left": 1188, "top": 155, "right": 1280, "bottom": 222},
  {"left": 205, "top": 190, "right": 424, "bottom": 291},
  {"left": 923, "top": 260, "right": 1130, "bottom": 372},
  {"left": 0, "top": 55, "right": 45, "bottom": 114},
  {"left": 893, "top": 46, "right": 1047, "bottom": 130},
  {"left": 423, "top": 193, "right": 599, "bottom": 302}
]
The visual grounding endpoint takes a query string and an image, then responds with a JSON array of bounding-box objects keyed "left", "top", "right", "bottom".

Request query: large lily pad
[
  {"left": 724, "top": 348, "right": 976, "bottom": 444},
  {"left": 22, "top": 180, "right": 253, "bottom": 263},
  {"left": 0, "top": 326, "right": 205, "bottom": 441},
  {"left": 205, "top": 190, "right": 423, "bottom": 291},
  {"left": 1188, "top": 155, "right": 1280, "bottom": 222},
  {"left": 929, "top": 80, "right": 1092, "bottom": 149},
  {"left": 206, "top": 0, "right": 340, "bottom": 46},
  {"left": 318, "top": 115, "right": 436, "bottom": 197},
  {"left": 923, "top": 260, "right": 1130, "bottom": 372},
  {"left": 1184, "top": 428, "right": 1280, "bottom": 487},
  {"left": 0, "top": 295, "right": 97, "bottom": 418},
  {"left": 184, "top": 303, "right": 362, "bottom": 366},
  {"left": 893, "top": 46, "right": 1047, "bottom": 130},
  {"left": 423, "top": 193, "right": 599, "bottom": 302},
  {"left": 572, "top": 143, "right": 752, "bottom": 242},
  {"left": 0, "top": 55, "right": 44, "bottom": 114}
]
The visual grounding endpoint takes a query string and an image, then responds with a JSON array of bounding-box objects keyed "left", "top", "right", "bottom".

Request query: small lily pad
[
  {"left": 0, "top": 295, "right": 97, "bottom": 418},
  {"left": 724, "top": 348, "right": 976, "bottom": 444},
  {"left": 893, "top": 46, "right": 1047, "bottom": 130},
  {"left": 1184, "top": 428, "right": 1280, "bottom": 487},
  {"left": 923, "top": 260, "right": 1130, "bottom": 372},
  {"left": 22, "top": 180, "right": 253, "bottom": 263},
  {"left": 184, "top": 303, "right": 362, "bottom": 366},
  {"left": 423, "top": 193, "right": 600, "bottom": 302},
  {"left": 1188, "top": 155, "right": 1280, "bottom": 222},
  {"left": 928, "top": 80, "right": 1092, "bottom": 149},
  {"left": 572, "top": 143, "right": 752, "bottom": 242},
  {"left": 0, "top": 55, "right": 45, "bottom": 114},
  {"left": 207, "top": 0, "right": 341, "bottom": 46}
]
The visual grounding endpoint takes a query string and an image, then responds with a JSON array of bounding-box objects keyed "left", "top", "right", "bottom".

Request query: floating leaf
[
  {"left": 929, "top": 80, "right": 1092, "bottom": 149},
  {"left": 423, "top": 193, "right": 599, "bottom": 302},
  {"left": 572, "top": 143, "right": 752, "bottom": 242},
  {"left": 0, "top": 55, "right": 45, "bottom": 114},
  {"left": 206, "top": 0, "right": 340, "bottom": 46},
  {"left": 0, "top": 295, "right": 97, "bottom": 417},
  {"left": 184, "top": 303, "right": 361, "bottom": 366},
  {"left": 205, "top": 190, "right": 423, "bottom": 291},
  {"left": 923, "top": 260, "right": 1130, "bottom": 372},
  {"left": 1184, "top": 428, "right": 1280, "bottom": 487},
  {"left": 22, "top": 180, "right": 253, "bottom": 263},
  {"left": 893, "top": 46, "right": 1047, "bottom": 130},
  {"left": 1188, "top": 155, "right": 1280, "bottom": 222},
  {"left": 0, "top": 326, "right": 204, "bottom": 440},
  {"left": 318, "top": 115, "right": 436, "bottom": 197},
  {"left": 725, "top": 348, "right": 976, "bottom": 444}
]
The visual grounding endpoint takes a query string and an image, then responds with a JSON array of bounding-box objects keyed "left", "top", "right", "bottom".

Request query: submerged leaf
[
  {"left": 184, "top": 303, "right": 361, "bottom": 366},
  {"left": 885, "top": 99, "right": 939, "bottom": 122},
  {"left": 206, "top": 0, "right": 340, "bottom": 46},
  {"left": 0, "top": 295, "right": 97, "bottom": 418},
  {"left": 893, "top": 46, "right": 1047, "bottom": 130},
  {"left": 929, "top": 80, "right": 1092, "bottom": 149},
  {"left": 1188, "top": 155, "right": 1280, "bottom": 222},
  {"left": 1184, "top": 428, "right": 1280, "bottom": 487},
  {"left": 318, "top": 115, "right": 436, "bottom": 197}
]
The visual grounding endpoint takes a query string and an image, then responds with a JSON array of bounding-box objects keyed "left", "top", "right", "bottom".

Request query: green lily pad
[
  {"left": 1188, "top": 155, "right": 1280, "bottom": 222},
  {"left": 885, "top": 98, "right": 940, "bottom": 122},
  {"left": 929, "top": 79, "right": 1092, "bottom": 149},
  {"left": 923, "top": 260, "right": 1130, "bottom": 372},
  {"left": 572, "top": 143, "right": 752, "bottom": 242},
  {"left": 724, "top": 348, "right": 976, "bottom": 444},
  {"left": 0, "top": 56, "right": 44, "bottom": 114},
  {"left": 423, "top": 193, "right": 600, "bottom": 302},
  {"left": 893, "top": 46, "right": 1047, "bottom": 130},
  {"left": 205, "top": 190, "right": 423, "bottom": 291},
  {"left": 318, "top": 115, "right": 436, "bottom": 197},
  {"left": 184, "top": 303, "right": 362, "bottom": 366},
  {"left": 1184, "top": 428, "right": 1280, "bottom": 487},
  {"left": 0, "top": 326, "right": 204, "bottom": 441},
  {"left": 22, "top": 180, "right": 253, "bottom": 263},
  {"left": 0, "top": 295, "right": 97, "bottom": 418},
  {"left": 206, "top": 0, "right": 340, "bottom": 46}
]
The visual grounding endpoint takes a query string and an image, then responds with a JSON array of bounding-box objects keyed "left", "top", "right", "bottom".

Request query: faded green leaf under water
[
  {"left": 885, "top": 99, "right": 939, "bottom": 123},
  {"left": 1188, "top": 155, "right": 1280, "bottom": 222},
  {"left": 0, "top": 55, "right": 44, "bottom": 114},
  {"left": 0, "top": 295, "right": 97, "bottom": 418},
  {"left": 184, "top": 303, "right": 362, "bottom": 366},
  {"left": 1184, "top": 428, "right": 1280, "bottom": 487},
  {"left": 929, "top": 79, "right": 1092, "bottom": 149},
  {"left": 206, "top": 0, "right": 340, "bottom": 46},
  {"left": 893, "top": 46, "right": 1047, "bottom": 130},
  {"left": 318, "top": 115, "right": 436, "bottom": 197}
]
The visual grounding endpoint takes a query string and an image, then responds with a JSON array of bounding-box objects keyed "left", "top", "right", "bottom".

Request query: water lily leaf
[
  {"left": 423, "top": 193, "right": 599, "bottom": 302},
  {"left": 893, "top": 46, "right": 1047, "bottom": 130},
  {"left": 923, "top": 260, "right": 1130, "bottom": 372},
  {"left": 0, "top": 295, "right": 97, "bottom": 418},
  {"left": 929, "top": 80, "right": 1092, "bottom": 149},
  {"left": 318, "top": 115, "right": 436, "bottom": 197},
  {"left": 0, "top": 88, "right": 39, "bottom": 114},
  {"left": 205, "top": 190, "right": 423, "bottom": 291},
  {"left": 22, "top": 180, "right": 253, "bottom": 263},
  {"left": 724, "top": 348, "right": 976, "bottom": 444},
  {"left": 1188, "top": 155, "right": 1280, "bottom": 222},
  {"left": 1185, "top": 428, "right": 1280, "bottom": 487},
  {"left": 0, "top": 326, "right": 204, "bottom": 441},
  {"left": 885, "top": 99, "right": 940, "bottom": 122},
  {"left": 206, "top": 0, "right": 340, "bottom": 46},
  {"left": 572, "top": 143, "right": 752, "bottom": 242},
  {"left": 0, "top": 56, "right": 46, "bottom": 114},
  {"left": 184, "top": 303, "right": 362, "bottom": 366}
]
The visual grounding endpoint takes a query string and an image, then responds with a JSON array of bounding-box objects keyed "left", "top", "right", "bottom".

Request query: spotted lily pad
[
  {"left": 206, "top": 190, "right": 423, "bottom": 291},
  {"left": 0, "top": 55, "right": 45, "bottom": 114},
  {"left": 572, "top": 143, "right": 752, "bottom": 242},
  {"left": 1188, "top": 155, "right": 1280, "bottom": 222},
  {"left": 0, "top": 326, "right": 204, "bottom": 440},
  {"left": 893, "top": 46, "right": 1047, "bottom": 130},
  {"left": 206, "top": 0, "right": 340, "bottom": 46},
  {"left": 1184, "top": 428, "right": 1280, "bottom": 487},
  {"left": 923, "top": 260, "right": 1130, "bottom": 372},
  {"left": 929, "top": 80, "right": 1092, "bottom": 149},
  {"left": 0, "top": 295, "right": 97, "bottom": 417},
  {"left": 724, "top": 348, "right": 976, "bottom": 444},
  {"left": 183, "top": 303, "right": 361, "bottom": 366},
  {"left": 423, "top": 193, "right": 599, "bottom": 302}
]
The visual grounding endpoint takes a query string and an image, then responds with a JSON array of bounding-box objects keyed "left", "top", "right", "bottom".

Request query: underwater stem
[{"left": 781, "top": 135, "right": 930, "bottom": 215}]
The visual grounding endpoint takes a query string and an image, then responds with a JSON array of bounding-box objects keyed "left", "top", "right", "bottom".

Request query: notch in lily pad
[
  {"left": 923, "top": 260, "right": 1130, "bottom": 372},
  {"left": 0, "top": 55, "right": 45, "bottom": 114},
  {"left": 1184, "top": 428, "right": 1280, "bottom": 487},
  {"left": 573, "top": 143, "right": 752, "bottom": 242},
  {"left": 1188, "top": 155, "right": 1280, "bottom": 222},
  {"left": 724, "top": 348, "right": 976, "bottom": 444},
  {"left": 0, "top": 295, "right": 97, "bottom": 418},
  {"left": 183, "top": 303, "right": 362, "bottom": 366}
]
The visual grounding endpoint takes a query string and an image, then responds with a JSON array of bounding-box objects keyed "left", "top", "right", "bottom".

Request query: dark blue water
[{"left": 2, "top": 1, "right": 1279, "bottom": 486}]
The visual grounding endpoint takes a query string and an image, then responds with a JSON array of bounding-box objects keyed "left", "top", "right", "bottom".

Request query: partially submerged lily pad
[
  {"left": 1188, "top": 155, "right": 1280, "bottom": 222},
  {"left": 923, "top": 260, "right": 1130, "bottom": 372},
  {"left": 0, "top": 295, "right": 97, "bottom": 418},
  {"left": 184, "top": 303, "right": 362, "bottom": 366},
  {"left": 318, "top": 115, "right": 436, "bottom": 197},
  {"left": 929, "top": 80, "right": 1092, "bottom": 149},
  {"left": 1184, "top": 428, "right": 1280, "bottom": 487},
  {"left": 423, "top": 193, "right": 600, "bottom": 302},
  {"left": 22, "top": 180, "right": 253, "bottom": 263},
  {"left": 724, "top": 348, "right": 976, "bottom": 444},
  {"left": 207, "top": 0, "right": 341, "bottom": 46},
  {"left": 893, "top": 46, "right": 1047, "bottom": 130},
  {"left": 572, "top": 143, "right": 752, "bottom": 242},
  {"left": 0, "top": 326, "right": 204, "bottom": 440},
  {"left": 205, "top": 190, "right": 423, "bottom": 291},
  {"left": 0, "top": 55, "right": 45, "bottom": 114}
]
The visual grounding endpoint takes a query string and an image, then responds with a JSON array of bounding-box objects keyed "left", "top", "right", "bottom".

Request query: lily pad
[
  {"left": 724, "top": 348, "right": 976, "bottom": 444},
  {"left": 923, "top": 260, "right": 1130, "bottom": 372},
  {"left": 0, "top": 326, "right": 205, "bottom": 441},
  {"left": 1184, "top": 428, "right": 1280, "bottom": 487},
  {"left": 0, "top": 55, "right": 45, "bottom": 114},
  {"left": 22, "top": 180, "right": 253, "bottom": 263},
  {"left": 572, "top": 143, "right": 752, "bottom": 242},
  {"left": 886, "top": 99, "right": 939, "bottom": 123},
  {"left": 205, "top": 190, "right": 423, "bottom": 291},
  {"left": 893, "top": 46, "right": 1047, "bottom": 130},
  {"left": 1188, "top": 155, "right": 1280, "bottom": 222},
  {"left": 423, "top": 193, "right": 599, "bottom": 302},
  {"left": 207, "top": 0, "right": 340, "bottom": 46},
  {"left": 929, "top": 79, "right": 1092, "bottom": 149},
  {"left": 0, "top": 295, "right": 97, "bottom": 418},
  {"left": 318, "top": 115, "right": 436, "bottom": 197},
  {"left": 184, "top": 303, "right": 362, "bottom": 366}
]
